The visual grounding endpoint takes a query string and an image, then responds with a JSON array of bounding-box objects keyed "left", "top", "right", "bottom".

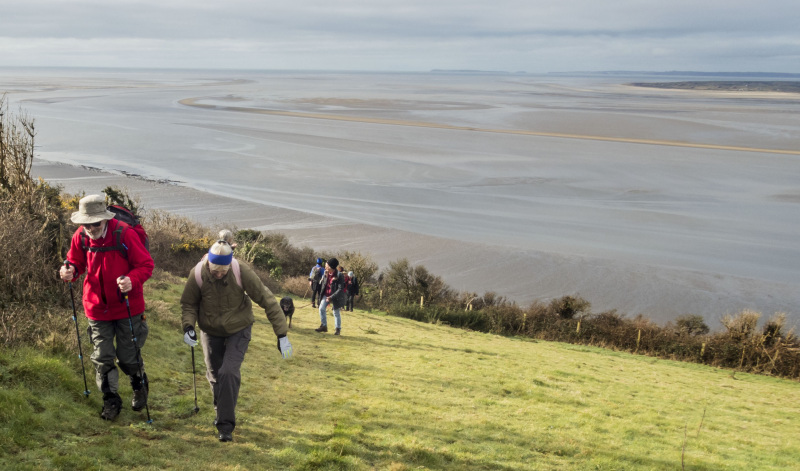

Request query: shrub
[
  {"left": 237, "top": 238, "right": 282, "bottom": 279},
  {"left": 675, "top": 314, "right": 710, "bottom": 336},
  {"left": 549, "top": 295, "right": 591, "bottom": 320},
  {"left": 145, "top": 208, "right": 212, "bottom": 276},
  {"left": 721, "top": 310, "right": 761, "bottom": 342},
  {"left": 339, "top": 250, "right": 379, "bottom": 284},
  {"left": 379, "top": 258, "right": 457, "bottom": 308},
  {"left": 762, "top": 312, "right": 787, "bottom": 347},
  {"left": 282, "top": 276, "right": 311, "bottom": 298},
  {"left": 483, "top": 304, "right": 527, "bottom": 335}
]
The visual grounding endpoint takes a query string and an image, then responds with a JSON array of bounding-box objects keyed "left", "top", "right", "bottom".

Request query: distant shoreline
[{"left": 630, "top": 81, "right": 800, "bottom": 93}]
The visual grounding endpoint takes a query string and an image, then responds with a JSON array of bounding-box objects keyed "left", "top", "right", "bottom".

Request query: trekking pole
[
  {"left": 303, "top": 285, "right": 309, "bottom": 299},
  {"left": 191, "top": 345, "right": 199, "bottom": 414},
  {"left": 121, "top": 288, "right": 153, "bottom": 424},
  {"left": 64, "top": 261, "right": 91, "bottom": 397}
]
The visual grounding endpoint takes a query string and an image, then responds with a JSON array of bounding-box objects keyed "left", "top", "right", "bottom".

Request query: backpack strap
[
  {"left": 80, "top": 223, "right": 129, "bottom": 258},
  {"left": 194, "top": 257, "right": 242, "bottom": 289}
]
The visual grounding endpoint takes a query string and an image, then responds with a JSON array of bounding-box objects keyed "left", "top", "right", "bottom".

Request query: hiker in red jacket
[{"left": 59, "top": 194, "right": 154, "bottom": 421}]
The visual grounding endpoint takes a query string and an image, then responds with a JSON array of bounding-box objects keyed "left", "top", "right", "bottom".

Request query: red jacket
[{"left": 66, "top": 219, "right": 154, "bottom": 321}]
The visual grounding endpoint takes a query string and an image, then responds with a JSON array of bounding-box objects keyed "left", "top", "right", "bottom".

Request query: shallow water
[{"left": 5, "top": 68, "right": 800, "bottom": 326}]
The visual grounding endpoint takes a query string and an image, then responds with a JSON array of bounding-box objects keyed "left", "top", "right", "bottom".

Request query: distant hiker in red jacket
[{"left": 59, "top": 194, "right": 154, "bottom": 421}]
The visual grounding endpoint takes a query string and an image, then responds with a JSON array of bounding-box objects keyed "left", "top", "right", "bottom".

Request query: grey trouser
[
  {"left": 87, "top": 314, "right": 148, "bottom": 396},
  {"left": 201, "top": 324, "right": 252, "bottom": 434}
]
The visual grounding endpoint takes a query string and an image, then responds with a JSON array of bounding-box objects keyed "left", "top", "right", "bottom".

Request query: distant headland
[{"left": 630, "top": 81, "right": 800, "bottom": 93}]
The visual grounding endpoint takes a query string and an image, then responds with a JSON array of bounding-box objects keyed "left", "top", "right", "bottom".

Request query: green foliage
[
  {"left": 379, "top": 258, "right": 454, "bottom": 308},
  {"left": 234, "top": 228, "right": 262, "bottom": 243},
  {"left": 549, "top": 295, "right": 591, "bottom": 320},
  {"left": 338, "top": 250, "right": 379, "bottom": 284},
  {"left": 102, "top": 185, "right": 141, "bottom": 215},
  {"left": 235, "top": 232, "right": 283, "bottom": 279},
  {"left": 676, "top": 314, "right": 710, "bottom": 336}
]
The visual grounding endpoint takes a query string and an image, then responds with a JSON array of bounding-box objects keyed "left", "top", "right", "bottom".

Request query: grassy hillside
[{"left": 2, "top": 270, "right": 799, "bottom": 470}]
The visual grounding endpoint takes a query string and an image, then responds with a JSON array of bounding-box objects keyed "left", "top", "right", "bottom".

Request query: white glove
[
  {"left": 278, "top": 336, "right": 293, "bottom": 359},
  {"left": 184, "top": 327, "right": 198, "bottom": 347}
]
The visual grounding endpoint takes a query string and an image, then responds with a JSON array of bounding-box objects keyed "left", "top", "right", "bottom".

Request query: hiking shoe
[
  {"left": 131, "top": 374, "right": 149, "bottom": 411},
  {"left": 315, "top": 325, "right": 328, "bottom": 333},
  {"left": 100, "top": 393, "right": 122, "bottom": 421},
  {"left": 132, "top": 386, "right": 148, "bottom": 411},
  {"left": 334, "top": 328, "right": 341, "bottom": 336},
  {"left": 219, "top": 431, "right": 233, "bottom": 442}
]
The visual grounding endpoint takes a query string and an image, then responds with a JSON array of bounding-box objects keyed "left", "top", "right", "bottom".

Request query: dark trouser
[
  {"left": 87, "top": 314, "right": 148, "bottom": 397},
  {"left": 346, "top": 294, "right": 355, "bottom": 311},
  {"left": 201, "top": 324, "right": 252, "bottom": 434},
  {"left": 311, "top": 284, "right": 322, "bottom": 306}
]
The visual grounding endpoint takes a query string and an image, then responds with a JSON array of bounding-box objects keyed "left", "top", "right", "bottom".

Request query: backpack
[
  {"left": 80, "top": 205, "right": 149, "bottom": 259},
  {"left": 311, "top": 265, "right": 323, "bottom": 282},
  {"left": 194, "top": 256, "right": 242, "bottom": 289}
]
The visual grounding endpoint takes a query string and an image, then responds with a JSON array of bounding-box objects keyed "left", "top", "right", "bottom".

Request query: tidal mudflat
[{"left": 4, "top": 68, "right": 797, "bottom": 327}]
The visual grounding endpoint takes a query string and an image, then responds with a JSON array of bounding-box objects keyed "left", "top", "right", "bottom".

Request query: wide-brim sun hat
[{"left": 71, "top": 194, "right": 115, "bottom": 224}]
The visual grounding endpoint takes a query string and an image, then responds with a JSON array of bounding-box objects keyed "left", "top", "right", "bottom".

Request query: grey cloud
[{"left": 1, "top": 0, "right": 799, "bottom": 71}]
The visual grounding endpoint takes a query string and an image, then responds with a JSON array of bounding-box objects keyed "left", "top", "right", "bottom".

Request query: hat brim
[{"left": 71, "top": 210, "right": 115, "bottom": 224}]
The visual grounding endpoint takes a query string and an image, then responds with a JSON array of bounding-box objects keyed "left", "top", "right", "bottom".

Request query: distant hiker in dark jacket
[
  {"left": 308, "top": 257, "right": 325, "bottom": 308},
  {"left": 180, "top": 240, "right": 292, "bottom": 443},
  {"left": 345, "top": 271, "right": 359, "bottom": 312},
  {"left": 59, "top": 194, "right": 154, "bottom": 421},
  {"left": 315, "top": 257, "right": 346, "bottom": 335}
]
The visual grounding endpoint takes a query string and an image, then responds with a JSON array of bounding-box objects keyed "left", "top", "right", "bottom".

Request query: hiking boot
[
  {"left": 219, "top": 431, "right": 233, "bottom": 442},
  {"left": 132, "top": 386, "right": 148, "bottom": 411},
  {"left": 131, "top": 374, "right": 148, "bottom": 411},
  {"left": 100, "top": 393, "right": 122, "bottom": 421},
  {"left": 334, "top": 328, "right": 341, "bottom": 336},
  {"left": 315, "top": 325, "right": 328, "bottom": 333}
]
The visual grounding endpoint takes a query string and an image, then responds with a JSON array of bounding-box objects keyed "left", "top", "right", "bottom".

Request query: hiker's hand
[
  {"left": 60, "top": 265, "right": 75, "bottom": 282},
  {"left": 184, "top": 325, "right": 198, "bottom": 347},
  {"left": 117, "top": 276, "right": 132, "bottom": 293},
  {"left": 277, "top": 335, "right": 293, "bottom": 359}
]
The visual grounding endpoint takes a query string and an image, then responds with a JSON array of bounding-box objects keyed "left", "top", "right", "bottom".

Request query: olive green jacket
[{"left": 180, "top": 259, "right": 288, "bottom": 338}]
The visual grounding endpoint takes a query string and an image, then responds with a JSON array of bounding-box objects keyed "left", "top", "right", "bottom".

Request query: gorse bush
[
  {"left": 0, "top": 96, "right": 73, "bottom": 350},
  {"left": 0, "top": 95, "right": 69, "bottom": 308}
]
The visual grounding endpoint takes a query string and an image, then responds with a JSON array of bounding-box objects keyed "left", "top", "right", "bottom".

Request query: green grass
[{"left": 2, "top": 275, "right": 799, "bottom": 470}]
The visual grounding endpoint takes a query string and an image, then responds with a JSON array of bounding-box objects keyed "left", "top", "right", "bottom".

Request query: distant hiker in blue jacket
[{"left": 308, "top": 257, "right": 325, "bottom": 308}]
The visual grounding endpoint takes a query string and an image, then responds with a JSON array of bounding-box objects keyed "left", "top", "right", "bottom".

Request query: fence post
[
  {"left": 635, "top": 329, "right": 641, "bottom": 353},
  {"left": 739, "top": 347, "right": 746, "bottom": 369},
  {"left": 420, "top": 296, "right": 424, "bottom": 308},
  {"left": 576, "top": 318, "right": 581, "bottom": 335}
]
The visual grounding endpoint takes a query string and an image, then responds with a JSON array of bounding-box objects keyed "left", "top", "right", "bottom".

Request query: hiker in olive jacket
[{"left": 180, "top": 240, "right": 292, "bottom": 443}]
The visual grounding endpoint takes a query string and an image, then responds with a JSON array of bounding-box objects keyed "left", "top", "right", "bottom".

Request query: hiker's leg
[
  {"left": 201, "top": 330, "right": 226, "bottom": 415},
  {"left": 87, "top": 319, "right": 119, "bottom": 397},
  {"left": 211, "top": 325, "right": 251, "bottom": 434}
]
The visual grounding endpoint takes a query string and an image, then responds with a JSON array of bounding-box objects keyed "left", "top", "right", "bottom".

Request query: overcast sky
[{"left": 1, "top": 0, "right": 799, "bottom": 73}]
